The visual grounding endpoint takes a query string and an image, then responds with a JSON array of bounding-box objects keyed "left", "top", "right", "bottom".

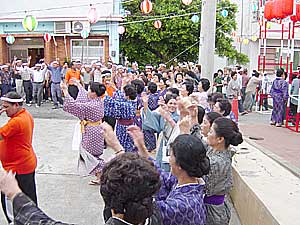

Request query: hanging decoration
[
  {"left": 264, "top": 0, "right": 294, "bottom": 20},
  {"left": 291, "top": 4, "right": 300, "bottom": 22},
  {"left": 191, "top": 15, "right": 199, "bottom": 23},
  {"left": 43, "top": 33, "right": 52, "bottom": 42},
  {"left": 251, "top": 36, "right": 258, "bottom": 42},
  {"left": 88, "top": 7, "right": 98, "bottom": 24},
  {"left": 80, "top": 30, "right": 89, "bottom": 39},
  {"left": 231, "top": 31, "right": 237, "bottom": 37},
  {"left": 266, "top": 23, "right": 272, "bottom": 29},
  {"left": 221, "top": 9, "right": 228, "bottom": 17},
  {"left": 154, "top": 20, "right": 162, "bottom": 29},
  {"left": 117, "top": 26, "right": 126, "bottom": 34},
  {"left": 6, "top": 35, "right": 15, "bottom": 45},
  {"left": 22, "top": 15, "right": 38, "bottom": 32},
  {"left": 243, "top": 38, "right": 249, "bottom": 45},
  {"left": 182, "top": 0, "right": 192, "bottom": 5},
  {"left": 236, "top": 37, "right": 241, "bottom": 43},
  {"left": 140, "top": 0, "right": 153, "bottom": 14}
]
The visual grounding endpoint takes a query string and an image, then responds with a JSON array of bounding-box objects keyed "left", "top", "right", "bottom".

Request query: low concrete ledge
[{"left": 230, "top": 141, "right": 300, "bottom": 225}]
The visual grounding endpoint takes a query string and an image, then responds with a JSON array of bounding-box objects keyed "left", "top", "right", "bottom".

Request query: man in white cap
[
  {"left": 12, "top": 58, "right": 25, "bottom": 97},
  {"left": 0, "top": 91, "right": 37, "bottom": 223},
  {"left": 29, "top": 64, "right": 47, "bottom": 107}
]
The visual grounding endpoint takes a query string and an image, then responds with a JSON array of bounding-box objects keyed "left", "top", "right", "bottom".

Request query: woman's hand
[
  {"left": 100, "top": 122, "right": 124, "bottom": 153},
  {"left": 127, "top": 126, "right": 149, "bottom": 158},
  {"left": 179, "top": 116, "right": 192, "bottom": 134},
  {"left": 0, "top": 171, "right": 22, "bottom": 200}
]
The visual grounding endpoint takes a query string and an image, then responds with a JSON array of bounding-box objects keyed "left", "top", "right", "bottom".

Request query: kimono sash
[
  {"left": 80, "top": 120, "right": 102, "bottom": 133},
  {"left": 204, "top": 195, "right": 225, "bottom": 205}
]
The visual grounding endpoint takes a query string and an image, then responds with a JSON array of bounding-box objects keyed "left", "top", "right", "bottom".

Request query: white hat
[
  {"left": 52, "top": 60, "right": 59, "bottom": 64},
  {"left": 35, "top": 63, "right": 42, "bottom": 67},
  {"left": 117, "top": 64, "right": 123, "bottom": 69},
  {"left": 145, "top": 65, "right": 152, "bottom": 69},
  {"left": 84, "top": 64, "right": 91, "bottom": 68},
  {"left": 22, "top": 63, "right": 28, "bottom": 66},
  {"left": 1, "top": 65, "right": 8, "bottom": 69},
  {"left": 95, "top": 62, "right": 102, "bottom": 66}
]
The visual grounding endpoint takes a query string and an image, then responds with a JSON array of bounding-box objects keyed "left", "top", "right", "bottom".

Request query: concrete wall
[{"left": 230, "top": 140, "right": 300, "bottom": 225}]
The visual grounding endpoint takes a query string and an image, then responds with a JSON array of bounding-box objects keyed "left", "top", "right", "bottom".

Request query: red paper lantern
[
  {"left": 282, "top": 0, "right": 293, "bottom": 16},
  {"left": 264, "top": 1, "right": 273, "bottom": 20},
  {"left": 88, "top": 7, "right": 98, "bottom": 24},
  {"left": 273, "top": 0, "right": 285, "bottom": 19},
  {"left": 43, "top": 33, "right": 51, "bottom": 42},
  {"left": 154, "top": 20, "right": 162, "bottom": 29},
  {"left": 140, "top": 0, "right": 153, "bottom": 14},
  {"left": 291, "top": 4, "right": 300, "bottom": 22}
]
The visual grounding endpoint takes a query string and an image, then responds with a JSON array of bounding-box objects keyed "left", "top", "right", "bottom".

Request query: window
[{"left": 71, "top": 39, "right": 105, "bottom": 64}]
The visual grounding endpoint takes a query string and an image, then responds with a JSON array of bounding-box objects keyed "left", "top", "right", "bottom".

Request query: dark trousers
[
  {"left": 23, "top": 80, "right": 33, "bottom": 104},
  {"left": 1, "top": 172, "right": 37, "bottom": 223},
  {"left": 1, "top": 84, "right": 12, "bottom": 96},
  {"left": 68, "top": 85, "right": 79, "bottom": 100}
]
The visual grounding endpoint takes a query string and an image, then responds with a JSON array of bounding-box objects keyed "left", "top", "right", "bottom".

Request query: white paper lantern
[
  {"left": 117, "top": 26, "right": 126, "bottom": 34},
  {"left": 22, "top": 15, "right": 38, "bottom": 32},
  {"left": 6, "top": 35, "right": 15, "bottom": 45},
  {"left": 182, "top": 0, "right": 192, "bottom": 5},
  {"left": 81, "top": 30, "right": 89, "bottom": 39},
  {"left": 154, "top": 20, "right": 162, "bottom": 29},
  {"left": 88, "top": 7, "right": 98, "bottom": 24},
  {"left": 140, "top": 0, "right": 153, "bottom": 14}
]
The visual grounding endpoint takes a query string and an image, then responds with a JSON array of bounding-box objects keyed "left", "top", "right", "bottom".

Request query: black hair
[
  {"left": 100, "top": 153, "right": 161, "bottom": 225},
  {"left": 197, "top": 106, "right": 205, "bottom": 125},
  {"left": 231, "top": 71, "right": 237, "bottom": 78},
  {"left": 90, "top": 82, "right": 106, "bottom": 97},
  {"left": 167, "top": 87, "right": 179, "bottom": 96},
  {"left": 208, "top": 92, "right": 224, "bottom": 104},
  {"left": 131, "top": 79, "right": 145, "bottom": 94},
  {"left": 70, "top": 62, "right": 76, "bottom": 67},
  {"left": 124, "top": 84, "right": 137, "bottom": 100},
  {"left": 170, "top": 134, "right": 210, "bottom": 178},
  {"left": 213, "top": 117, "right": 243, "bottom": 148},
  {"left": 182, "top": 81, "right": 194, "bottom": 96},
  {"left": 164, "top": 93, "right": 177, "bottom": 104},
  {"left": 217, "top": 69, "right": 223, "bottom": 75},
  {"left": 199, "top": 78, "right": 210, "bottom": 92},
  {"left": 101, "top": 70, "right": 111, "bottom": 75},
  {"left": 252, "top": 70, "right": 259, "bottom": 78},
  {"left": 153, "top": 73, "right": 162, "bottom": 80},
  {"left": 147, "top": 82, "right": 158, "bottom": 94},
  {"left": 4, "top": 92, "right": 23, "bottom": 106},
  {"left": 216, "top": 98, "right": 232, "bottom": 116},
  {"left": 185, "top": 71, "right": 198, "bottom": 82},
  {"left": 213, "top": 73, "right": 218, "bottom": 79},
  {"left": 175, "top": 73, "right": 183, "bottom": 83},
  {"left": 205, "top": 112, "right": 222, "bottom": 126},
  {"left": 276, "top": 69, "right": 284, "bottom": 77}
]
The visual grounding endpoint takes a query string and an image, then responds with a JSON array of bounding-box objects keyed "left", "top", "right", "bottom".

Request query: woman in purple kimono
[
  {"left": 127, "top": 127, "right": 210, "bottom": 225},
  {"left": 61, "top": 79, "right": 106, "bottom": 185},
  {"left": 104, "top": 84, "right": 137, "bottom": 152},
  {"left": 270, "top": 69, "right": 289, "bottom": 127}
]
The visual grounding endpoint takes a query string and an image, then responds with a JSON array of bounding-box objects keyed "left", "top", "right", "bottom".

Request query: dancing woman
[{"left": 61, "top": 79, "right": 106, "bottom": 185}]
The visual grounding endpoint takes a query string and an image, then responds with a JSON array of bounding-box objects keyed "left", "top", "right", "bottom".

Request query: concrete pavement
[
  {"left": 238, "top": 110, "right": 300, "bottom": 177},
  {"left": 0, "top": 102, "right": 259, "bottom": 224}
]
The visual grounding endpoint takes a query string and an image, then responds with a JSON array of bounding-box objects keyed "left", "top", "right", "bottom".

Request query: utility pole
[{"left": 198, "top": 0, "right": 217, "bottom": 83}]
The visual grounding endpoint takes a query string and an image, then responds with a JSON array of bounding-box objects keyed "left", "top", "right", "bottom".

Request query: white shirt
[
  {"left": 30, "top": 68, "right": 47, "bottom": 82},
  {"left": 93, "top": 69, "right": 102, "bottom": 83}
]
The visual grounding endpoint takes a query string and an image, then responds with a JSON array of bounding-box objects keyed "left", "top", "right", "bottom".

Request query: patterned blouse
[{"left": 152, "top": 158, "right": 206, "bottom": 225}]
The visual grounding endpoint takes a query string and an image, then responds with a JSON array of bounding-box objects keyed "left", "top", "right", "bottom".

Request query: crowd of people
[{"left": 0, "top": 57, "right": 299, "bottom": 225}]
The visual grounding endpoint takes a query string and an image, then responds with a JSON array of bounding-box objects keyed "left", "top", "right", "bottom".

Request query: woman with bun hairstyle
[
  {"left": 204, "top": 117, "right": 243, "bottom": 225},
  {"left": 126, "top": 126, "right": 210, "bottom": 225}
]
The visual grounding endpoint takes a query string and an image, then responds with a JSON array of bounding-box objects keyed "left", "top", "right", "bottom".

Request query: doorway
[{"left": 28, "top": 48, "right": 44, "bottom": 67}]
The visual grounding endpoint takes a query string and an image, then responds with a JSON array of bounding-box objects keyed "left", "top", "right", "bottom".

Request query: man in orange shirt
[
  {"left": 0, "top": 91, "right": 37, "bottom": 223},
  {"left": 65, "top": 62, "right": 81, "bottom": 99}
]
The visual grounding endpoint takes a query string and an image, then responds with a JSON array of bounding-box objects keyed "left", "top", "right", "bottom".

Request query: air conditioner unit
[
  {"left": 54, "top": 22, "right": 71, "bottom": 34},
  {"left": 72, "top": 21, "right": 90, "bottom": 33}
]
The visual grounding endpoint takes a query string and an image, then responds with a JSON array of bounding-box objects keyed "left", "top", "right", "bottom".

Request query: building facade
[{"left": 0, "top": 0, "right": 122, "bottom": 65}]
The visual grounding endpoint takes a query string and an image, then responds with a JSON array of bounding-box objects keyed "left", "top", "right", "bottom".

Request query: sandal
[
  {"left": 88, "top": 179, "right": 101, "bottom": 185},
  {"left": 275, "top": 123, "right": 282, "bottom": 127}
]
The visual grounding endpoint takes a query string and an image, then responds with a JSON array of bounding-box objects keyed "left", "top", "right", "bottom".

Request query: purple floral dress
[
  {"left": 63, "top": 86, "right": 105, "bottom": 175},
  {"left": 151, "top": 158, "right": 206, "bottom": 225},
  {"left": 104, "top": 90, "right": 137, "bottom": 152}
]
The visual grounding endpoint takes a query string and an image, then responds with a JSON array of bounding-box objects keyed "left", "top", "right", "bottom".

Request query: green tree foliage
[{"left": 120, "top": 0, "right": 249, "bottom": 65}]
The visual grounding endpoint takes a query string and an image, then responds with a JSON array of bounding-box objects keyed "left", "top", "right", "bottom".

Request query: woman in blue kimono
[
  {"left": 104, "top": 84, "right": 137, "bottom": 152},
  {"left": 141, "top": 93, "right": 179, "bottom": 171},
  {"left": 127, "top": 127, "right": 210, "bottom": 225},
  {"left": 270, "top": 69, "right": 289, "bottom": 127}
]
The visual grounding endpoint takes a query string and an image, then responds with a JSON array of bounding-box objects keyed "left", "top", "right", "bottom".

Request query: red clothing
[{"left": 0, "top": 109, "right": 37, "bottom": 174}]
